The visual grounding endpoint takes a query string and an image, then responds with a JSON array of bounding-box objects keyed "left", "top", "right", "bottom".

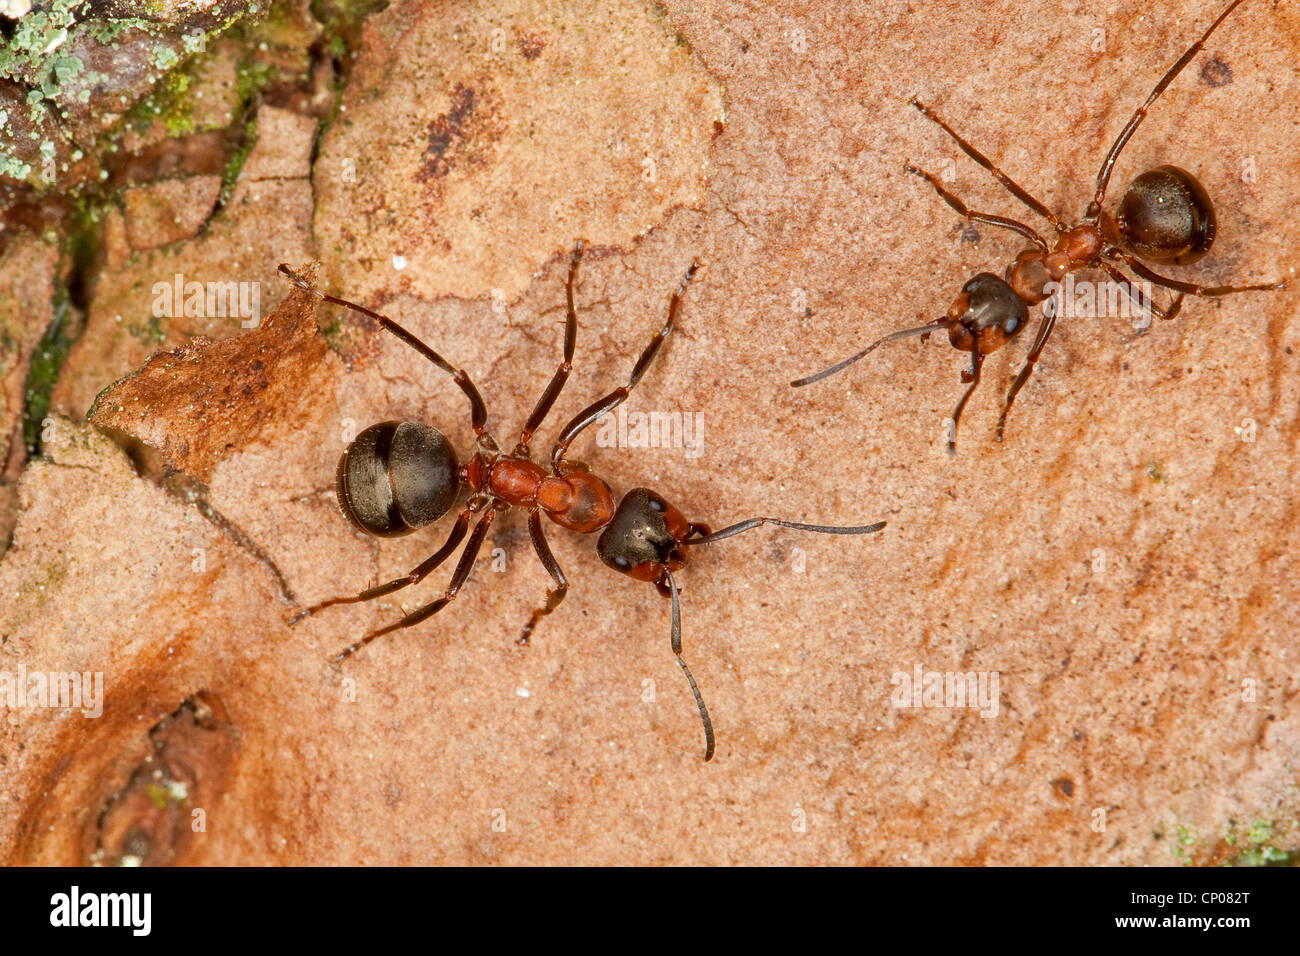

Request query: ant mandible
[
  {"left": 279, "top": 243, "right": 885, "bottom": 761},
  {"left": 792, "top": 0, "right": 1286, "bottom": 454}
]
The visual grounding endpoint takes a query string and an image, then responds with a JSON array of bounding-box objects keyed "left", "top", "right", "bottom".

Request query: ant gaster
[
  {"left": 792, "top": 0, "right": 1285, "bottom": 454},
  {"left": 280, "top": 244, "right": 885, "bottom": 761}
]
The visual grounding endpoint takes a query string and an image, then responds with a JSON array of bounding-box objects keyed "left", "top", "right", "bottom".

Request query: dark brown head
[
  {"left": 596, "top": 488, "right": 692, "bottom": 584},
  {"left": 337, "top": 421, "right": 461, "bottom": 537},
  {"left": 945, "top": 272, "right": 1029, "bottom": 355},
  {"left": 1116, "top": 165, "right": 1216, "bottom": 265}
]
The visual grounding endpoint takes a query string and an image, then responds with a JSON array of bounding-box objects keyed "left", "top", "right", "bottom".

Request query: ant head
[
  {"left": 1117, "top": 165, "right": 1216, "bottom": 266},
  {"left": 337, "top": 421, "right": 461, "bottom": 537},
  {"left": 596, "top": 488, "right": 691, "bottom": 584},
  {"left": 945, "top": 272, "right": 1029, "bottom": 355}
]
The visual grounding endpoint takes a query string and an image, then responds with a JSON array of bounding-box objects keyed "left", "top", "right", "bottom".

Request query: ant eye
[
  {"left": 611, "top": 555, "right": 632, "bottom": 570},
  {"left": 648, "top": 496, "right": 666, "bottom": 512},
  {"left": 1004, "top": 316, "right": 1021, "bottom": 335}
]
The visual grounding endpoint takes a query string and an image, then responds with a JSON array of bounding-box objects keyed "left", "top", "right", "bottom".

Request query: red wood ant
[
  {"left": 792, "top": 0, "right": 1286, "bottom": 454},
  {"left": 280, "top": 244, "right": 885, "bottom": 761}
]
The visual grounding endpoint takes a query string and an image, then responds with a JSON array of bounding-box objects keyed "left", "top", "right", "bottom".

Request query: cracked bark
[{"left": 1, "top": 0, "right": 1298, "bottom": 866}]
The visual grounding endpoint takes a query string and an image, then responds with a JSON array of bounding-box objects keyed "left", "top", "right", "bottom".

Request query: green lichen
[
  {"left": 311, "top": 0, "right": 389, "bottom": 109},
  {"left": 87, "top": 18, "right": 152, "bottom": 45},
  {"left": 218, "top": 115, "right": 258, "bottom": 205},
  {"left": 234, "top": 59, "right": 274, "bottom": 105},
  {"left": 25, "top": 88, "right": 47, "bottom": 124},
  {"left": 2, "top": 2, "right": 262, "bottom": 190},
  {"left": 151, "top": 45, "right": 180, "bottom": 73},
  {"left": 1146, "top": 460, "right": 1167, "bottom": 484},
  {"left": 124, "top": 16, "right": 280, "bottom": 144},
  {"left": 1225, "top": 819, "right": 1300, "bottom": 867},
  {"left": 212, "top": 57, "right": 277, "bottom": 204},
  {"left": 142, "top": 780, "right": 189, "bottom": 809},
  {"left": 320, "top": 313, "right": 343, "bottom": 348},
  {"left": 0, "top": 155, "right": 34, "bottom": 180},
  {"left": 322, "top": 34, "right": 347, "bottom": 59},
  {"left": 127, "top": 68, "right": 196, "bottom": 137},
  {"left": 51, "top": 55, "right": 84, "bottom": 89},
  {"left": 312, "top": 0, "right": 391, "bottom": 46},
  {"left": 0, "top": 0, "right": 87, "bottom": 106},
  {"left": 1172, "top": 823, "right": 1196, "bottom": 866},
  {"left": 67, "top": 194, "right": 108, "bottom": 267},
  {"left": 127, "top": 312, "right": 166, "bottom": 347},
  {"left": 21, "top": 288, "right": 78, "bottom": 456},
  {"left": 18, "top": 560, "right": 69, "bottom": 608}
]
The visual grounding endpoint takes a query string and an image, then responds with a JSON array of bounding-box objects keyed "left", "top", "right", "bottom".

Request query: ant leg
[
  {"left": 518, "top": 511, "right": 568, "bottom": 646},
  {"left": 515, "top": 242, "right": 583, "bottom": 457},
  {"left": 549, "top": 259, "right": 701, "bottom": 471},
  {"left": 1108, "top": 250, "right": 1286, "bottom": 299},
  {"left": 905, "top": 164, "right": 1048, "bottom": 251},
  {"left": 278, "top": 264, "right": 494, "bottom": 446},
  {"left": 911, "top": 98, "right": 1060, "bottom": 228},
  {"left": 948, "top": 349, "right": 987, "bottom": 456},
  {"left": 331, "top": 506, "right": 498, "bottom": 663},
  {"left": 995, "top": 309, "right": 1058, "bottom": 443},
  {"left": 1093, "top": 0, "right": 1250, "bottom": 208},
  {"left": 291, "top": 503, "right": 477, "bottom": 624},
  {"left": 663, "top": 569, "right": 715, "bottom": 762},
  {"left": 1097, "top": 261, "right": 1183, "bottom": 331}
]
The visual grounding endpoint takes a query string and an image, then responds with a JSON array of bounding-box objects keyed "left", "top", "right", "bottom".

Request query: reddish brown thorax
[
  {"left": 1006, "top": 222, "right": 1110, "bottom": 304},
  {"left": 539, "top": 469, "right": 616, "bottom": 533},
  {"left": 465, "top": 453, "right": 616, "bottom": 533}
]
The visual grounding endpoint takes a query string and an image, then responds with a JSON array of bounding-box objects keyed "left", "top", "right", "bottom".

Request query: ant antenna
[
  {"left": 278, "top": 263, "right": 496, "bottom": 449},
  {"left": 665, "top": 568, "right": 715, "bottom": 762},
  {"left": 791, "top": 319, "right": 947, "bottom": 387},
  {"left": 668, "top": 518, "right": 884, "bottom": 760},
  {"left": 680, "top": 517, "right": 887, "bottom": 544}
]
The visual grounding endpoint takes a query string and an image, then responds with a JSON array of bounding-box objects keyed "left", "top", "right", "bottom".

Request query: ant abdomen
[
  {"left": 1117, "top": 165, "right": 1217, "bottom": 265},
  {"left": 337, "top": 421, "right": 461, "bottom": 537},
  {"left": 947, "top": 272, "right": 1029, "bottom": 355}
]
